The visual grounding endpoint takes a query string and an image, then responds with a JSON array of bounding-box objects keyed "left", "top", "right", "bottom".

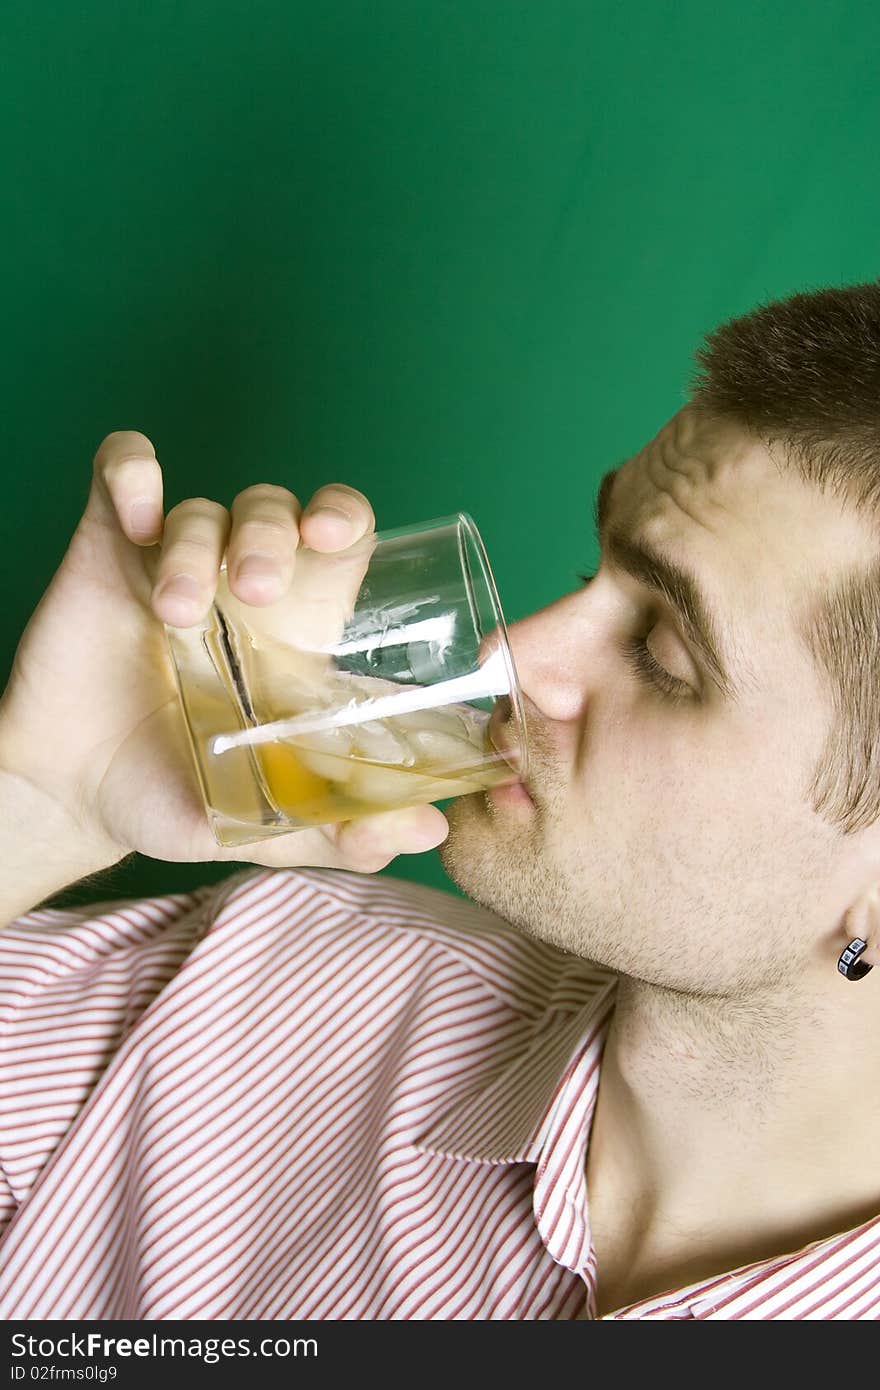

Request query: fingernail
[
  {"left": 130, "top": 499, "right": 162, "bottom": 538},
  {"left": 156, "top": 574, "right": 201, "bottom": 604},
  {"left": 236, "top": 550, "right": 278, "bottom": 578},
  {"left": 312, "top": 505, "right": 351, "bottom": 523},
  {"left": 236, "top": 553, "right": 281, "bottom": 583}
]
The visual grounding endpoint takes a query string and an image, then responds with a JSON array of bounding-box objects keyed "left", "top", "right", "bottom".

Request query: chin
[{"left": 436, "top": 790, "right": 532, "bottom": 920}]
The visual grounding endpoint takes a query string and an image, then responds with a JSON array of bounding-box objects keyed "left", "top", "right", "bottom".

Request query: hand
[{"left": 0, "top": 432, "right": 450, "bottom": 873}]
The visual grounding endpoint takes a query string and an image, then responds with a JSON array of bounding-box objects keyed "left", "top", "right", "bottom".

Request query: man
[{"left": 1, "top": 281, "right": 878, "bottom": 1319}]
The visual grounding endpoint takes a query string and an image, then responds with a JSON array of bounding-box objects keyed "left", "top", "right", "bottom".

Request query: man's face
[{"left": 439, "top": 405, "right": 876, "bottom": 995}]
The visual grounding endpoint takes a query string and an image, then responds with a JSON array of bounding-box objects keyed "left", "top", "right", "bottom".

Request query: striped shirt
[{"left": 0, "top": 865, "right": 877, "bottom": 1320}]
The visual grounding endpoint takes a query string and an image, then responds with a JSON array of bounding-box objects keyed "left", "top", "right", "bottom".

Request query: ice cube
[
  {"left": 405, "top": 726, "right": 479, "bottom": 773},
  {"left": 393, "top": 704, "right": 471, "bottom": 737},
  {"left": 426, "top": 772, "right": 486, "bottom": 797},
  {"left": 398, "top": 702, "right": 489, "bottom": 749},
  {"left": 289, "top": 723, "right": 357, "bottom": 784},
  {"left": 292, "top": 749, "right": 355, "bottom": 785},
  {"left": 348, "top": 761, "right": 486, "bottom": 806},
  {"left": 459, "top": 706, "right": 492, "bottom": 750},
  {"left": 351, "top": 719, "right": 415, "bottom": 766},
  {"left": 346, "top": 762, "right": 438, "bottom": 805},
  {"left": 293, "top": 725, "right": 356, "bottom": 755}
]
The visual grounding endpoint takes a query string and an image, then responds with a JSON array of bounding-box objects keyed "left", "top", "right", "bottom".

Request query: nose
[{"left": 503, "top": 590, "right": 603, "bottom": 725}]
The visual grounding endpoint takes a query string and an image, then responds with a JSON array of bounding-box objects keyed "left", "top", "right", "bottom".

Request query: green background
[{"left": 2, "top": 1, "right": 879, "bottom": 911}]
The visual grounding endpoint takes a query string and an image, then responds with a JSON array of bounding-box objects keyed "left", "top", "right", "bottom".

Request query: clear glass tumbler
[{"left": 162, "top": 512, "right": 529, "bottom": 848}]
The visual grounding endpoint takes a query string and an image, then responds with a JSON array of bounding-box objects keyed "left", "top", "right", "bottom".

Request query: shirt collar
[
  {"left": 413, "top": 956, "right": 615, "bottom": 1163},
  {"left": 605, "top": 1209, "right": 880, "bottom": 1319},
  {"left": 413, "top": 957, "right": 616, "bottom": 1273},
  {"left": 684, "top": 1213, "right": 880, "bottom": 1318}
]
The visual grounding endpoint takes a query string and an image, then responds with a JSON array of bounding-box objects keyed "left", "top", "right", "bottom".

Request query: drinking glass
[{"left": 162, "top": 512, "right": 529, "bottom": 848}]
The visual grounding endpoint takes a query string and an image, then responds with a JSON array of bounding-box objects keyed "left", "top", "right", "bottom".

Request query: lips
[
  {"left": 512, "top": 780, "right": 535, "bottom": 805},
  {"left": 489, "top": 778, "right": 535, "bottom": 809}
]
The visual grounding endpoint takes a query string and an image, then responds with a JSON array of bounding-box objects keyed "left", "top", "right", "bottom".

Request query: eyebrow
[{"left": 593, "top": 464, "right": 740, "bottom": 701}]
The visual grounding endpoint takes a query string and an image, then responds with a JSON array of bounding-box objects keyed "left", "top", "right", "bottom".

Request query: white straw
[{"left": 209, "top": 647, "right": 509, "bottom": 755}]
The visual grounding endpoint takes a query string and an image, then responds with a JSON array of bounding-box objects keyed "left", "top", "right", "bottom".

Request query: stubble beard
[
  {"left": 437, "top": 788, "right": 582, "bottom": 954},
  {"left": 437, "top": 787, "right": 632, "bottom": 970}
]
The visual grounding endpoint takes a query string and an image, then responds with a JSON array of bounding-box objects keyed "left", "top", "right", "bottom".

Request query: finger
[
  {"left": 225, "top": 483, "right": 375, "bottom": 607},
  {"left": 237, "top": 806, "right": 451, "bottom": 873},
  {"left": 329, "top": 805, "right": 450, "bottom": 868},
  {"left": 299, "top": 484, "right": 376, "bottom": 552},
  {"left": 226, "top": 482, "right": 374, "bottom": 612},
  {"left": 219, "top": 484, "right": 378, "bottom": 659},
  {"left": 151, "top": 496, "right": 231, "bottom": 627},
  {"left": 289, "top": 484, "right": 378, "bottom": 648},
  {"left": 90, "top": 430, "right": 165, "bottom": 545},
  {"left": 226, "top": 483, "right": 303, "bottom": 605},
  {"left": 273, "top": 529, "right": 377, "bottom": 653}
]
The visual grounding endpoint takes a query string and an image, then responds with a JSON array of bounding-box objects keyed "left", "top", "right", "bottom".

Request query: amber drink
[{"left": 162, "top": 513, "right": 529, "bottom": 849}]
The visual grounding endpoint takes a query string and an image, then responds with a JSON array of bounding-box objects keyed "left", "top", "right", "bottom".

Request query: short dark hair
[{"left": 687, "top": 280, "right": 880, "bottom": 835}]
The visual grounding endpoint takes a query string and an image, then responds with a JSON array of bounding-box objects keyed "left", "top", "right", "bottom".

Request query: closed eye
[{"left": 576, "top": 568, "right": 693, "bottom": 704}]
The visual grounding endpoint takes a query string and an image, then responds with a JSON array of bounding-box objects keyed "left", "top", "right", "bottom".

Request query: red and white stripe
[{"left": 0, "top": 866, "right": 877, "bottom": 1319}]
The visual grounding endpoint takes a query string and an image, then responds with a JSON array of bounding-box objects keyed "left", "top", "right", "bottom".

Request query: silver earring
[{"left": 837, "top": 937, "right": 874, "bottom": 981}]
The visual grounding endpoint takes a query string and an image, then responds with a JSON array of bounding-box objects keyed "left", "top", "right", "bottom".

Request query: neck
[{"left": 585, "top": 966, "right": 880, "bottom": 1300}]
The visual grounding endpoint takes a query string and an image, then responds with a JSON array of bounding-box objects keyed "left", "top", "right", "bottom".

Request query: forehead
[
  {"left": 606, "top": 403, "right": 873, "bottom": 683},
  {"left": 613, "top": 406, "right": 876, "bottom": 645}
]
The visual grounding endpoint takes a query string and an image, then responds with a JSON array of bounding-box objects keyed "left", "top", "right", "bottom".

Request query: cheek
[
  {"left": 536, "top": 697, "right": 835, "bottom": 988},
  {"left": 567, "top": 703, "right": 813, "bottom": 850}
]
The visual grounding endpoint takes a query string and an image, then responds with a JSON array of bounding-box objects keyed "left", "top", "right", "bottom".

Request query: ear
[{"left": 838, "top": 883, "right": 880, "bottom": 971}]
